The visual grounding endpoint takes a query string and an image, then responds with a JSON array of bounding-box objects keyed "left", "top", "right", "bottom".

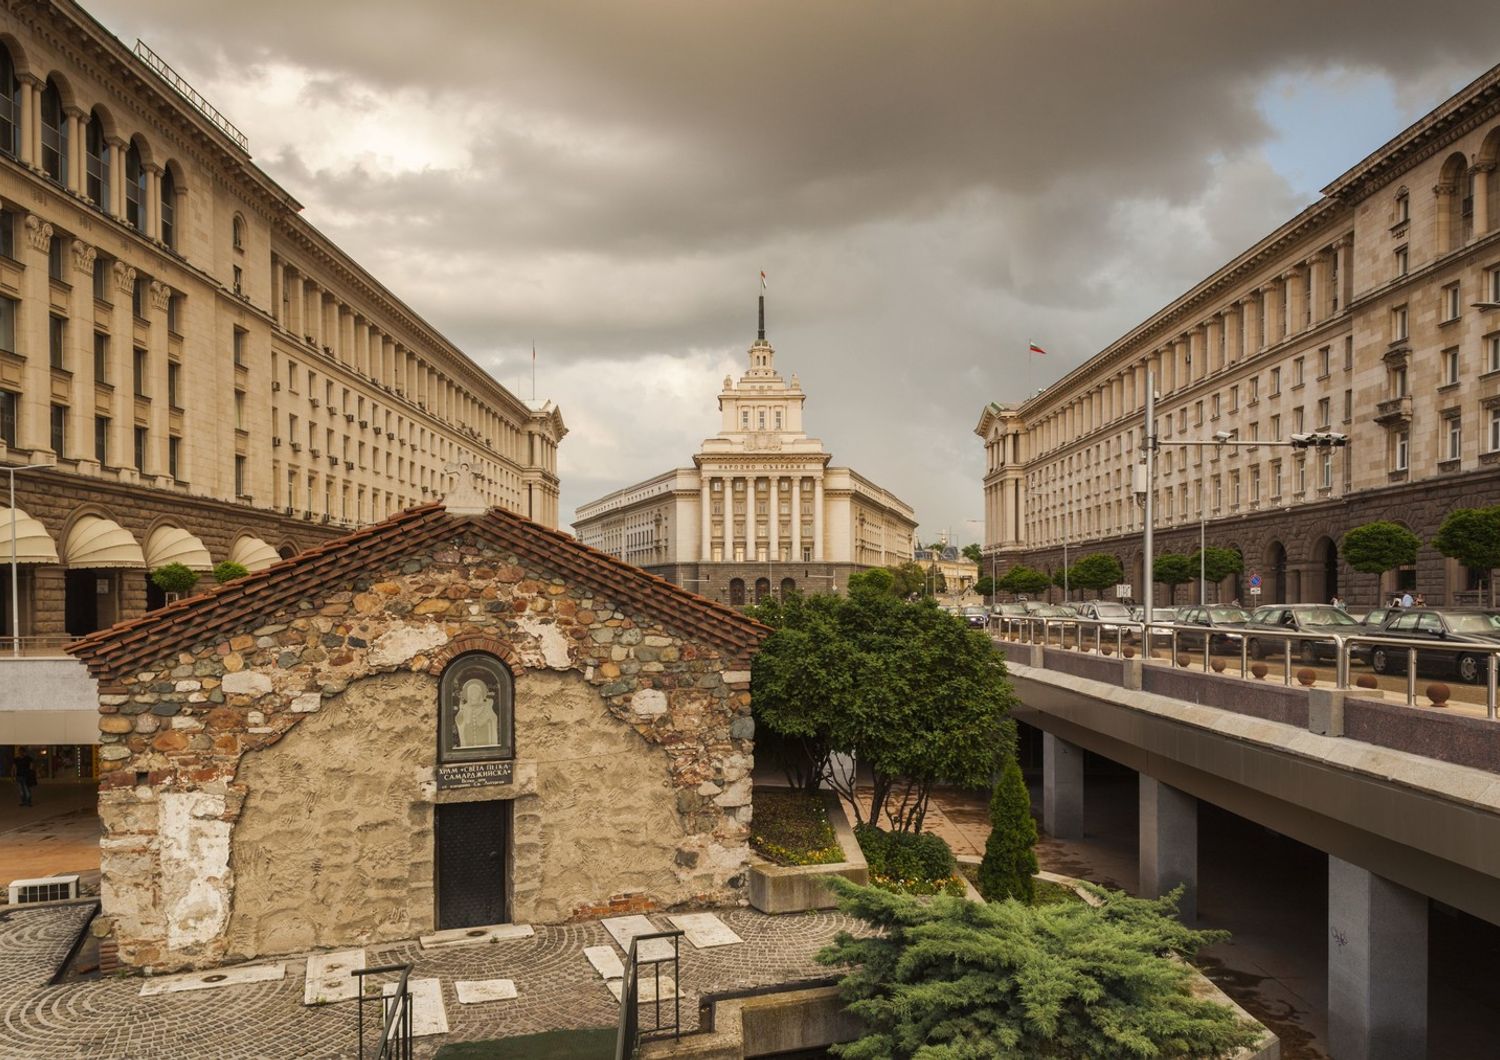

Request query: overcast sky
[{"left": 88, "top": 1, "right": 1500, "bottom": 546}]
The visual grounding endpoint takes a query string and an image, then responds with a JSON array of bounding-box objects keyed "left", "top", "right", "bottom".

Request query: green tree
[
  {"left": 846, "top": 567, "right": 897, "bottom": 598},
  {"left": 1153, "top": 552, "right": 1195, "bottom": 604},
  {"left": 1189, "top": 546, "right": 1244, "bottom": 586},
  {"left": 886, "top": 562, "right": 926, "bottom": 599},
  {"left": 974, "top": 574, "right": 996, "bottom": 598},
  {"left": 999, "top": 565, "right": 1051, "bottom": 597},
  {"left": 961, "top": 543, "right": 984, "bottom": 566},
  {"left": 747, "top": 591, "right": 851, "bottom": 789},
  {"left": 1069, "top": 552, "right": 1125, "bottom": 595},
  {"left": 817, "top": 878, "right": 1261, "bottom": 1060},
  {"left": 212, "top": 560, "right": 250, "bottom": 584},
  {"left": 149, "top": 562, "right": 200, "bottom": 597},
  {"left": 1433, "top": 506, "right": 1500, "bottom": 594},
  {"left": 1342, "top": 521, "right": 1420, "bottom": 576},
  {"left": 977, "top": 755, "right": 1037, "bottom": 904}
]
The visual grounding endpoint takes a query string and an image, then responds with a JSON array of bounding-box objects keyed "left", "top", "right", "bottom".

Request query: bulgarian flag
[
  {"left": 761, "top": 270, "right": 767, "bottom": 291},
  {"left": 1028, "top": 341, "right": 1047, "bottom": 355}
]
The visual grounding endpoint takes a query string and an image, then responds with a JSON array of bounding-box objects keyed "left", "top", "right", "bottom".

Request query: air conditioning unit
[
  {"left": 272, "top": 381, "right": 281, "bottom": 392},
  {"left": 8, "top": 874, "right": 79, "bottom": 905}
]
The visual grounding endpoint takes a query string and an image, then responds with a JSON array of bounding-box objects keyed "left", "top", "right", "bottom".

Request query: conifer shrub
[{"left": 977, "top": 756, "right": 1037, "bottom": 904}]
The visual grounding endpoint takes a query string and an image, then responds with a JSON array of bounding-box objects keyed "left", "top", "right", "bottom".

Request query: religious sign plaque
[{"left": 436, "top": 760, "right": 515, "bottom": 790}]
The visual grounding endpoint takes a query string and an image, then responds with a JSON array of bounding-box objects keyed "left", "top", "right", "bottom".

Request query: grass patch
[
  {"left": 750, "top": 788, "right": 845, "bottom": 866},
  {"left": 434, "top": 1028, "right": 616, "bottom": 1059},
  {"left": 959, "top": 864, "right": 1083, "bottom": 906}
]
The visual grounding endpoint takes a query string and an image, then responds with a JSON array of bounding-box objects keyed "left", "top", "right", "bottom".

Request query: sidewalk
[{"left": 0, "top": 782, "right": 101, "bottom": 893}]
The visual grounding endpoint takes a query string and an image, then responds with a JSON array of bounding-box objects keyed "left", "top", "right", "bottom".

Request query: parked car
[
  {"left": 1359, "top": 606, "right": 1397, "bottom": 630},
  {"left": 992, "top": 602, "right": 1030, "bottom": 618},
  {"left": 961, "top": 606, "right": 989, "bottom": 629},
  {"left": 1125, "top": 605, "right": 1178, "bottom": 646},
  {"left": 1079, "top": 600, "right": 1134, "bottom": 632},
  {"left": 1365, "top": 608, "right": 1500, "bottom": 684},
  {"left": 1173, "top": 605, "right": 1253, "bottom": 653},
  {"left": 1243, "top": 604, "right": 1360, "bottom": 664}
]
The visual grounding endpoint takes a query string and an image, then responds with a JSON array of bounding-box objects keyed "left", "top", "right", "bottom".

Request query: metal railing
[
  {"left": 353, "top": 963, "right": 414, "bottom": 1060},
  {"left": 0, "top": 635, "right": 84, "bottom": 657},
  {"left": 615, "top": 929, "right": 684, "bottom": 1060},
  {"left": 992, "top": 614, "right": 1500, "bottom": 719}
]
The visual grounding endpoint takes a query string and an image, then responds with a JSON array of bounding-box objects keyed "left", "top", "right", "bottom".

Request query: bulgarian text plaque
[{"left": 436, "top": 760, "right": 515, "bottom": 790}]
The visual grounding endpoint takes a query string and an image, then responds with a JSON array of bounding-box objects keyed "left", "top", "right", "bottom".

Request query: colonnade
[{"left": 697, "top": 472, "right": 823, "bottom": 563}]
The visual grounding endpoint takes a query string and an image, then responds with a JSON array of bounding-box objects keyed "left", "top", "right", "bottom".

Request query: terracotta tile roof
[{"left": 68, "top": 502, "right": 770, "bottom": 685}]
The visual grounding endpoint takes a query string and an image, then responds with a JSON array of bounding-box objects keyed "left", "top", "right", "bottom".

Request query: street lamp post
[{"left": 6, "top": 463, "right": 52, "bottom": 656}]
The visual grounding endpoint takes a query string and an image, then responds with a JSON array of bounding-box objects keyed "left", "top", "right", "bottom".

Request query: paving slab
[
  {"left": 418, "top": 922, "right": 534, "bottom": 950},
  {"left": 303, "top": 948, "right": 365, "bottom": 1005},
  {"left": 667, "top": 912, "right": 743, "bottom": 949},
  {"left": 455, "top": 978, "right": 518, "bottom": 1004},
  {"left": 584, "top": 944, "right": 624, "bottom": 980},
  {"left": 381, "top": 976, "right": 449, "bottom": 1036},
  {"left": 600, "top": 914, "right": 674, "bottom": 962},
  {"left": 139, "top": 962, "right": 286, "bottom": 996},
  {"left": 607, "top": 974, "right": 677, "bottom": 1002}
]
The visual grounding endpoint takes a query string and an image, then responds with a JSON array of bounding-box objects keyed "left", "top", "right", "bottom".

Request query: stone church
[{"left": 68, "top": 485, "right": 766, "bottom": 972}]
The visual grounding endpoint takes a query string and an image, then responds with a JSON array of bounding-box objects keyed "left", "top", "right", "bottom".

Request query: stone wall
[{"left": 94, "top": 530, "right": 755, "bottom": 971}]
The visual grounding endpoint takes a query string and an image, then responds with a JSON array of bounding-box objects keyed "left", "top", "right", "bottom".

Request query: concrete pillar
[
  {"left": 1138, "top": 776, "right": 1197, "bottom": 921},
  {"left": 791, "top": 477, "right": 802, "bottom": 560},
  {"left": 1327, "top": 856, "right": 1428, "bottom": 1060},
  {"left": 106, "top": 139, "right": 124, "bottom": 217},
  {"left": 1474, "top": 164, "right": 1495, "bottom": 239},
  {"left": 699, "top": 475, "right": 711, "bottom": 561},
  {"left": 812, "top": 476, "right": 825, "bottom": 561},
  {"left": 1041, "top": 732, "right": 1084, "bottom": 840},
  {"left": 64, "top": 108, "right": 83, "bottom": 192},
  {"left": 769, "top": 476, "right": 780, "bottom": 559},
  {"left": 17, "top": 77, "right": 34, "bottom": 167}
]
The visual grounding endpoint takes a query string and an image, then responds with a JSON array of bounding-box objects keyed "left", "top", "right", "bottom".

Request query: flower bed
[
  {"left": 855, "top": 824, "right": 965, "bottom": 897},
  {"left": 750, "top": 788, "right": 845, "bottom": 867}
]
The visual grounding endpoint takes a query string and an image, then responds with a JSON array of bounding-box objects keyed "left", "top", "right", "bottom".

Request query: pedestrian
[
  {"left": 1414, "top": 593, "right": 1426, "bottom": 607},
  {"left": 13, "top": 748, "right": 35, "bottom": 807},
  {"left": 1330, "top": 594, "right": 1342, "bottom": 610},
  {"left": 1231, "top": 597, "right": 1241, "bottom": 607},
  {"left": 1400, "top": 590, "right": 1414, "bottom": 608}
]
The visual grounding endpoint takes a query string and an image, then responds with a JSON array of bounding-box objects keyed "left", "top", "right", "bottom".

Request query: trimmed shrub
[
  {"left": 212, "top": 560, "right": 250, "bottom": 584},
  {"left": 855, "top": 824, "right": 962, "bottom": 896},
  {"left": 977, "top": 757, "right": 1037, "bottom": 904},
  {"left": 149, "top": 562, "right": 199, "bottom": 596}
]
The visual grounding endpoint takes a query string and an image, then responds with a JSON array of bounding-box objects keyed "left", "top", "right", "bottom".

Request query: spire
[{"left": 757, "top": 293, "right": 766, "bottom": 342}]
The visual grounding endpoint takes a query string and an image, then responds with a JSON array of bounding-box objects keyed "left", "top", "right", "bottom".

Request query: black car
[
  {"left": 1173, "top": 605, "right": 1253, "bottom": 653},
  {"left": 1243, "top": 604, "right": 1360, "bottom": 665},
  {"left": 961, "top": 606, "right": 989, "bottom": 629},
  {"left": 1365, "top": 608, "right": 1500, "bottom": 684}
]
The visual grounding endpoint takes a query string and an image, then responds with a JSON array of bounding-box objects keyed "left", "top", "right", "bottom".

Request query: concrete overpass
[
  {"left": 1002, "top": 640, "right": 1500, "bottom": 1060},
  {"left": 0, "top": 656, "right": 100, "bottom": 744}
]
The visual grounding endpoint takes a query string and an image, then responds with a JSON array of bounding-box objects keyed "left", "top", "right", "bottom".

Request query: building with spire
[{"left": 573, "top": 293, "right": 918, "bottom": 604}]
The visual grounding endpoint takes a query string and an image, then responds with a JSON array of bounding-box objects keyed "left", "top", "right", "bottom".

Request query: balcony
[{"left": 1373, "top": 395, "right": 1412, "bottom": 426}]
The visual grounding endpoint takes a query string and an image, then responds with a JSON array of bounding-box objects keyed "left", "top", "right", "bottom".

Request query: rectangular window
[
  {"left": 232, "top": 265, "right": 243, "bottom": 295},
  {"left": 1250, "top": 466, "right": 1261, "bottom": 504},
  {"left": 133, "top": 426, "right": 147, "bottom": 472},
  {"left": 1392, "top": 365, "right": 1408, "bottom": 397},
  {"left": 1317, "top": 397, "right": 1330, "bottom": 428},
  {"left": 1293, "top": 356, "right": 1304, "bottom": 386},
  {"left": 167, "top": 361, "right": 180, "bottom": 409},
  {"left": 1295, "top": 456, "right": 1306, "bottom": 493},
  {"left": 1443, "top": 347, "right": 1460, "bottom": 386},
  {"left": 1395, "top": 246, "right": 1408, "bottom": 277},
  {"left": 1343, "top": 388, "right": 1352, "bottom": 422},
  {"left": 92, "top": 257, "right": 108, "bottom": 302},
  {"left": 1488, "top": 334, "right": 1500, "bottom": 374},
  {"left": 0, "top": 211, "right": 13, "bottom": 259},
  {"left": 1318, "top": 346, "right": 1330, "bottom": 377},
  {"left": 1194, "top": 400, "right": 1203, "bottom": 426},
  {"left": 49, "top": 403, "right": 65, "bottom": 455},
  {"left": 1447, "top": 417, "right": 1462, "bottom": 462},
  {"left": 1248, "top": 376, "right": 1259, "bottom": 402},
  {"left": 1269, "top": 367, "right": 1281, "bottom": 396},
  {"left": 167, "top": 293, "right": 181, "bottom": 334},
  {"left": 94, "top": 415, "right": 108, "bottom": 464},
  {"left": 1443, "top": 283, "right": 1461, "bottom": 322},
  {"left": 1293, "top": 407, "right": 1305, "bottom": 433},
  {"left": 1321, "top": 451, "right": 1334, "bottom": 489},
  {"left": 1271, "top": 460, "right": 1283, "bottom": 498},
  {"left": 132, "top": 348, "right": 147, "bottom": 396},
  {"left": 234, "top": 390, "right": 245, "bottom": 430},
  {"left": 1229, "top": 384, "right": 1239, "bottom": 412},
  {"left": 132, "top": 278, "right": 145, "bottom": 318},
  {"left": 1396, "top": 191, "right": 1410, "bottom": 223},
  {"left": 48, "top": 315, "right": 65, "bottom": 369},
  {"left": 1230, "top": 471, "right": 1240, "bottom": 509},
  {"left": 233, "top": 327, "right": 246, "bottom": 367},
  {"left": 1490, "top": 266, "right": 1500, "bottom": 304},
  {"left": 0, "top": 390, "right": 17, "bottom": 447},
  {"left": 1394, "top": 430, "right": 1409, "bottom": 472},
  {"left": 93, "top": 332, "right": 108, "bottom": 382},
  {"left": 1211, "top": 394, "right": 1220, "bottom": 419},
  {"left": 1270, "top": 413, "right": 1282, "bottom": 440},
  {"left": 1392, "top": 305, "right": 1408, "bottom": 341},
  {"left": 47, "top": 237, "right": 63, "bottom": 282},
  {"left": 234, "top": 455, "right": 246, "bottom": 496},
  {"left": 168, "top": 435, "right": 180, "bottom": 479},
  {"left": 1491, "top": 408, "right": 1500, "bottom": 453}
]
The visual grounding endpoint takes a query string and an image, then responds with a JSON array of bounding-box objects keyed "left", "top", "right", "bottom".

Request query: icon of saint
[{"left": 453, "top": 677, "right": 498, "bottom": 748}]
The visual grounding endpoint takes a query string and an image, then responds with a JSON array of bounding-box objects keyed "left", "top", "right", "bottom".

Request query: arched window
[
  {"left": 780, "top": 577, "right": 796, "bottom": 597},
  {"left": 84, "top": 111, "right": 108, "bottom": 207},
  {"left": 0, "top": 48, "right": 18, "bottom": 158},
  {"left": 729, "top": 577, "right": 745, "bottom": 606},
  {"left": 232, "top": 215, "right": 244, "bottom": 250},
  {"left": 39, "top": 78, "right": 66, "bottom": 184},
  {"left": 438, "top": 652, "right": 514, "bottom": 763},
  {"left": 159, "top": 166, "right": 176, "bottom": 249},
  {"left": 754, "top": 576, "right": 771, "bottom": 602},
  {"left": 124, "top": 141, "right": 145, "bottom": 233}
]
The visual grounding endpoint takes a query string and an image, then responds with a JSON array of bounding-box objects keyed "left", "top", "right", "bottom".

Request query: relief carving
[
  {"left": 113, "top": 260, "right": 137, "bottom": 295},
  {"left": 149, "top": 279, "right": 171, "bottom": 312},
  {"left": 71, "top": 240, "right": 96, "bottom": 275},
  {"left": 23, "top": 214, "right": 52, "bottom": 252}
]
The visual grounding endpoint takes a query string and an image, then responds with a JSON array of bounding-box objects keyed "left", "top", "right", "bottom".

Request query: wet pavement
[{"left": 0, "top": 782, "right": 101, "bottom": 897}]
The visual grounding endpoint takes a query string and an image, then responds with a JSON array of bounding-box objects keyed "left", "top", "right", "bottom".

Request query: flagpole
[{"left": 531, "top": 342, "right": 536, "bottom": 402}]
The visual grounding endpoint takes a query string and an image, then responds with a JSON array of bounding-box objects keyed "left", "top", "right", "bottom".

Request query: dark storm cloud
[{"left": 83, "top": 0, "right": 1500, "bottom": 538}]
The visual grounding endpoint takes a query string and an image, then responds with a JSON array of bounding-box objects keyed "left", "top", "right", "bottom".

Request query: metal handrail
[
  {"left": 353, "top": 963, "right": 413, "bottom": 1060},
  {"left": 614, "top": 929, "right": 684, "bottom": 1060},
  {"left": 996, "top": 614, "right": 1500, "bottom": 719}
]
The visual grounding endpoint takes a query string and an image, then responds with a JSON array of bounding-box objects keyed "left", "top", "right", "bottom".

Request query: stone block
[
  {"left": 221, "top": 671, "right": 273, "bottom": 697},
  {"left": 1308, "top": 688, "right": 1345, "bottom": 737}
]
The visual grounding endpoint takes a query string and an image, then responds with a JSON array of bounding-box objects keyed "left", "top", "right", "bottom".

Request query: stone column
[
  {"left": 1203, "top": 318, "right": 1221, "bottom": 374},
  {"left": 1263, "top": 283, "right": 1283, "bottom": 346},
  {"left": 768, "top": 476, "right": 780, "bottom": 559},
  {"left": 106, "top": 139, "right": 125, "bottom": 217},
  {"left": 145, "top": 165, "right": 161, "bottom": 242},
  {"left": 17, "top": 77, "right": 35, "bottom": 167},
  {"left": 1434, "top": 182, "right": 1456, "bottom": 252},
  {"left": 28, "top": 77, "right": 40, "bottom": 168},
  {"left": 699, "top": 475, "right": 712, "bottom": 562},
  {"left": 1327, "top": 856, "right": 1428, "bottom": 1060},
  {"left": 64, "top": 108, "right": 83, "bottom": 192},
  {"left": 1473, "top": 164, "right": 1495, "bottom": 239},
  {"left": 812, "top": 476, "right": 825, "bottom": 561},
  {"left": 1335, "top": 237, "right": 1354, "bottom": 312},
  {"left": 69, "top": 242, "right": 96, "bottom": 462},
  {"left": 1309, "top": 251, "right": 1332, "bottom": 324},
  {"left": 108, "top": 262, "right": 134, "bottom": 472},
  {"left": 1287, "top": 265, "right": 1308, "bottom": 334},
  {"left": 19, "top": 215, "right": 52, "bottom": 454},
  {"left": 270, "top": 260, "right": 283, "bottom": 330},
  {"left": 1139, "top": 776, "right": 1198, "bottom": 921},
  {"left": 1042, "top": 733, "right": 1084, "bottom": 840},
  {"left": 791, "top": 477, "right": 802, "bottom": 560},
  {"left": 1223, "top": 306, "right": 1242, "bottom": 364}
]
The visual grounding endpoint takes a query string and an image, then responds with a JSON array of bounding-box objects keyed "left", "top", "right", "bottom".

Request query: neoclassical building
[
  {"left": 574, "top": 297, "right": 917, "bottom": 603},
  {"left": 979, "top": 62, "right": 1500, "bottom": 607},
  {"left": 0, "top": 0, "right": 565, "bottom": 647}
]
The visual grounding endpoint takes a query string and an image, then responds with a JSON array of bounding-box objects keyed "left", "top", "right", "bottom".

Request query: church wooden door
[{"left": 435, "top": 800, "right": 510, "bottom": 930}]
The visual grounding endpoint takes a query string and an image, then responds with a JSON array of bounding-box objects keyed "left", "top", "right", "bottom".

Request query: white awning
[
  {"left": 64, "top": 515, "right": 145, "bottom": 569},
  {"left": 0, "top": 507, "right": 59, "bottom": 564},
  {"left": 228, "top": 536, "right": 281, "bottom": 572},
  {"left": 144, "top": 526, "right": 213, "bottom": 571}
]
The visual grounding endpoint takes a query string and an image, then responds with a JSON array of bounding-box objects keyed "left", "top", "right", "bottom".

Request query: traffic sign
[
  {"left": 1248, "top": 573, "right": 1262, "bottom": 589},
  {"left": 1114, "top": 583, "right": 1132, "bottom": 599},
  {"left": 1249, "top": 586, "right": 1262, "bottom": 596}
]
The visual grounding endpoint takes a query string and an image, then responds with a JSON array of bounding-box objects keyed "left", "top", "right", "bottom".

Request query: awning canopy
[
  {"left": 144, "top": 526, "right": 213, "bottom": 571},
  {"left": 64, "top": 515, "right": 145, "bottom": 569},
  {"left": 0, "top": 507, "right": 59, "bottom": 564},
  {"left": 228, "top": 536, "right": 281, "bottom": 572}
]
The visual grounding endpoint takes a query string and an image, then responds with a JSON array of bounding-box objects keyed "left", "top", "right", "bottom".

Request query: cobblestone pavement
[{"left": 0, "top": 903, "right": 866, "bottom": 1059}]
